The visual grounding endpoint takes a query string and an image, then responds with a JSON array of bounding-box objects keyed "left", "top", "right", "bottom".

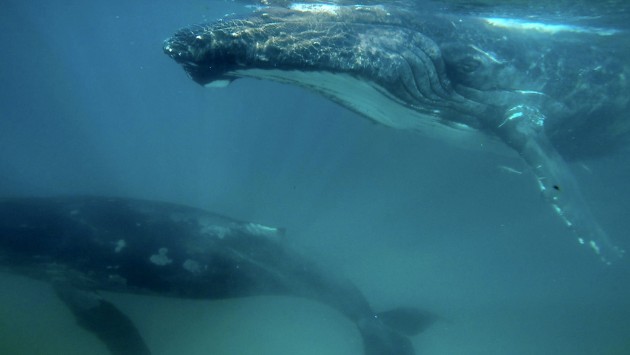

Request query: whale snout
[
  {"left": 163, "top": 39, "right": 187, "bottom": 63},
  {"left": 163, "top": 40, "right": 205, "bottom": 85},
  {"left": 164, "top": 25, "right": 242, "bottom": 86},
  {"left": 163, "top": 26, "right": 206, "bottom": 64}
]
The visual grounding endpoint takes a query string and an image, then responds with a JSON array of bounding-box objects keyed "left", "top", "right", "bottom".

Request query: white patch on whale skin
[
  {"left": 289, "top": 3, "right": 342, "bottom": 15},
  {"left": 114, "top": 239, "right": 126, "bottom": 253},
  {"left": 243, "top": 223, "right": 284, "bottom": 242},
  {"left": 469, "top": 45, "right": 504, "bottom": 64},
  {"left": 497, "top": 165, "right": 523, "bottom": 175},
  {"left": 150, "top": 247, "right": 173, "bottom": 266},
  {"left": 288, "top": 3, "right": 387, "bottom": 16},
  {"left": 589, "top": 240, "right": 601, "bottom": 255},
  {"left": 199, "top": 222, "right": 231, "bottom": 239},
  {"left": 183, "top": 259, "right": 201, "bottom": 274},
  {"left": 204, "top": 80, "right": 232, "bottom": 88},
  {"left": 231, "top": 69, "right": 440, "bottom": 129}
]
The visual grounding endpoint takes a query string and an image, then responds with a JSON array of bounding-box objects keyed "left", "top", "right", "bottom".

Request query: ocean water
[{"left": 1, "top": 1, "right": 629, "bottom": 354}]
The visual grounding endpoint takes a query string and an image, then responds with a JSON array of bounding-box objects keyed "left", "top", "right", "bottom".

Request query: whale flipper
[
  {"left": 492, "top": 105, "right": 624, "bottom": 263},
  {"left": 54, "top": 285, "right": 151, "bottom": 355}
]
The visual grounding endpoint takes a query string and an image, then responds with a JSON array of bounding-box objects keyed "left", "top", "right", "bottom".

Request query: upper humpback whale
[
  {"left": 0, "top": 196, "right": 434, "bottom": 355},
  {"left": 163, "top": 2, "right": 629, "bottom": 263}
]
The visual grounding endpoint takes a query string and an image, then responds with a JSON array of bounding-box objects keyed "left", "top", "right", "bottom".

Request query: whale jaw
[{"left": 228, "top": 68, "right": 481, "bottom": 144}]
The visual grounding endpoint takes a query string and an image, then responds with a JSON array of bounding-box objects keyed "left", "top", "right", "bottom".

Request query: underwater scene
[{"left": 1, "top": 0, "right": 629, "bottom": 354}]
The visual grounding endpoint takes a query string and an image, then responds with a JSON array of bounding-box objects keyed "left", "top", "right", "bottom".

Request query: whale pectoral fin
[
  {"left": 494, "top": 106, "right": 624, "bottom": 264},
  {"left": 53, "top": 285, "right": 151, "bottom": 355}
]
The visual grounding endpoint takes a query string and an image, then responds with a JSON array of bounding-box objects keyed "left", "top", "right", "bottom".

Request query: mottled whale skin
[
  {"left": 0, "top": 196, "right": 434, "bottom": 355},
  {"left": 163, "top": 3, "right": 629, "bottom": 263}
]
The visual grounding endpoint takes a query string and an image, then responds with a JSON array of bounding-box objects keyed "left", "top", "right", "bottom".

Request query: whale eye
[
  {"left": 441, "top": 43, "right": 483, "bottom": 79},
  {"left": 441, "top": 43, "right": 502, "bottom": 89},
  {"left": 458, "top": 57, "right": 481, "bottom": 74}
]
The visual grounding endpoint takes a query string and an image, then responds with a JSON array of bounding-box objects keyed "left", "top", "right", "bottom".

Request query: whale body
[
  {"left": 0, "top": 196, "right": 434, "bottom": 355},
  {"left": 163, "top": 2, "right": 629, "bottom": 263}
]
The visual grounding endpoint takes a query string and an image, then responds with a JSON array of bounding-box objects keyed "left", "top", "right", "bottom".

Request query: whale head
[{"left": 164, "top": 5, "right": 504, "bottom": 132}]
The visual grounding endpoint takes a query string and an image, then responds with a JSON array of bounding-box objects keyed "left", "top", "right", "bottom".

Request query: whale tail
[{"left": 357, "top": 307, "right": 437, "bottom": 355}]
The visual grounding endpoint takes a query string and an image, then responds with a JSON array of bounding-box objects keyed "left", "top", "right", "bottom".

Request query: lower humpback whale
[
  {"left": 0, "top": 196, "right": 434, "bottom": 355},
  {"left": 163, "top": 2, "right": 629, "bottom": 263}
]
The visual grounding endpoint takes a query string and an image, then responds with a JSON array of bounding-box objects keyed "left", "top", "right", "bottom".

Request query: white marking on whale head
[
  {"left": 183, "top": 259, "right": 201, "bottom": 274},
  {"left": 114, "top": 239, "right": 126, "bottom": 253},
  {"left": 150, "top": 247, "right": 173, "bottom": 266}
]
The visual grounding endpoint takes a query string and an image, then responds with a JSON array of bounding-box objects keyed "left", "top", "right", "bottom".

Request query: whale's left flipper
[
  {"left": 54, "top": 285, "right": 151, "bottom": 355},
  {"left": 493, "top": 105, "right": 625, "bottom": 264}
]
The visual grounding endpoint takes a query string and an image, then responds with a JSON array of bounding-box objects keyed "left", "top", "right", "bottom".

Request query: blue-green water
[{"left": 1, "top": 1, "right": 629, "bottom": 354}]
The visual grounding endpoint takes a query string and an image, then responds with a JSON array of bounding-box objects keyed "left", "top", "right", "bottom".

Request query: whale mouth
[{"left": 163, "top": 25, "right": 239, "bottom": 86}]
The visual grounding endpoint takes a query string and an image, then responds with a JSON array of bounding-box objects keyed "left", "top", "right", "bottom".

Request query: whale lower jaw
[{"left": 223, "top": 68, "right": 490, "bottom": 146}]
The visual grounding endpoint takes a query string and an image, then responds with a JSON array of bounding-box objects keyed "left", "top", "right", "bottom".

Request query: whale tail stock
[
  {"left": 357, "top": 307, "right": 438, "bottom": 355},
  {"left": 493, "top": 105, "right": 625, "bottom": 264}
]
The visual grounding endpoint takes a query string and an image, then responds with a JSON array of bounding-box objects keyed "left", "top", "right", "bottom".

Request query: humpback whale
[
  {"left": 163, "top": 2, "right": 629, "bottom": 263},
  {"left": 0, "top": 196, "right": 434, "bottom": 355}
]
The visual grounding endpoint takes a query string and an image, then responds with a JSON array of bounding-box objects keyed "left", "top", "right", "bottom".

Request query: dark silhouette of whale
[
  {"left": 163, "top": 2, "right": 629, "bottom": 263},
  {"left": 0, "top": 196, "right": 435, "bottom": 355}
]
